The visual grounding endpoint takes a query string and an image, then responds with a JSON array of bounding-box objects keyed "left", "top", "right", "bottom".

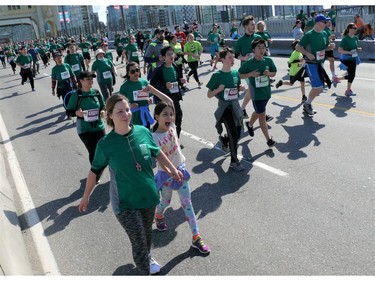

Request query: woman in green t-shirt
[
  {"left": 337, "top": 23, "right": 362, "bottom": 97},
  {"left": 119, "top": 62, "right": 172, "bottom": 129},
  {"left": 78, "top": 94, "right": 183, "bottom": 275}
]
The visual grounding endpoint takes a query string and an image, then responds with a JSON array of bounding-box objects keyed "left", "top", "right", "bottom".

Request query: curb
[{"left": 0, "top": 146, "right": 33, "bottom": 275}]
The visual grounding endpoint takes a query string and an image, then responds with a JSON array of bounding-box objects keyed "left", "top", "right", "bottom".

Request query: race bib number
[
  {"left": 22, "top": 63, "right": 31, "bottom": 69},
  {"left": 316, "top": 50, "right": 325, "bottom": 61},
  {"left": 72, "top": 64, "right": 80, "bottom": 71},
  {"left": 169, "top": 82, "right": 179, "bottom": 93},
  {"left": 133, "top": 88, "right": 149, "bottom": 101},
  {"left": 132, "top": 51, "right": 139, "bottom": 57},
  {"left": 83, "top": 48, "right": 89, "bottom": 53},
  {"left": 102, "top": 71, "right": 112, "bottom": 79},
  {"left": 351, "top": 49, "right": 358, "bottom": 57},
  {"left": 83, "top": 108, "right": 99, "bottom": 122},
  {"left": 140, "top": 39, "right": 144, "bottom": 42},
  {"left": 223, "top": 88, "right": 238, "bottom": 100},
  {"left": 255, "top": 75, "right": 269, "bottom": 88},
  {"left": 61, "top": 71, "right": 69, "bottom": 79}
]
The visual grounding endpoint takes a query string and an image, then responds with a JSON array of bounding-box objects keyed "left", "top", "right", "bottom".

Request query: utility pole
[
  {"left": 120, "top": 5, "right": 127, "bottom": 33},
  {"left": 61, "top": 6, "right": 69, "bottom": 36}
]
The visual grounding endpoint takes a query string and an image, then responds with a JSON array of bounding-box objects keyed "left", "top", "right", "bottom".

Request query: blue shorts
[
  {"left": 210, "top": 44, "right": 219, "bottom": 57},
  {"left": 252, "top": 99, "right": 269, "bottom": 114},
  {"left": 305, "top": 63, "right": 324, "bottom": 88}
]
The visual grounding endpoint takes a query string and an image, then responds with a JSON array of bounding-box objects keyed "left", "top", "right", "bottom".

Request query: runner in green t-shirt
[
  {"left": 124, "top": 35, "right": 139, "bottom": 64},
  {"left": 119, "top": 62, "right": 172, "bottom": 128},
  {"left": 206, "top": 47, "right": 246, "bottom": 171},
  {"left": 91, "top": 49, "right": 117, "bottom": 101},
  {"left": 78, "top": 94, "right": 182, "bottom": 275},
  {"left": 78, "top": 37, "right": 92, "bottom": 69},
  {"left": 51, "top": 51, "right": 77, "bottom": 103},
  {"left": 238, "top": 38, "right": 277, "bottom": 147},
  {"left": 15, "top": 45, "right": 35, "bottom": 91},
  {"left": 64, "top": 43, "right": 85, "bottom": 77}
]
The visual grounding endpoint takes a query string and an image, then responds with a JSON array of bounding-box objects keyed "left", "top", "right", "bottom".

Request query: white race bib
[
  {"left": 169, "top": 82, "right": 179, "bottom": 93},
  {"left": 223, "top": 88, "right": 238, "bottom": 100},
  {"left": 255, "top": 75, "right": 269, "bottom": 88},
  {"left": 83, "top": 48, "right": 89, "bottom": 53},
  {"left": 61, "top": 71, "right": 69, "bottom": 79},
  {"left": 72, "top": 64, "right": 80, "bottom": 71},
  {"left": 133, "top": 89, "right": 149, "bottom": 101},
  {"left": 102, "top": 71, "right": 112, "bottom": 79},
  {"left": 351, "top": 49, "right": 358, "bottom": 57},
  {"left": 83, "top": 108, "right": 99, "bottom": 122},
  {"left": 316, "top": 50, "right": 325, "bottom": 61},
  {"left": 22, "top": 63, "right": 31, "bottom": 69},
  {"left": 132, "top": 51, "right": 139, "bottom": 57}
]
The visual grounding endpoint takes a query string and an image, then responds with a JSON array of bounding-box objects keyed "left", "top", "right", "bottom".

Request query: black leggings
[
  {"left": 187, "top": 61, "right": 199, "bottom": 82},
  {"left": 78, "top": 129, "right": 106, "bottom": 180},
  {"left": 20, "top": 68, "right": 34, "bottom": 88},
  {"left": 342, "top": 59, "right": 357, "bottom": 83},
  {"left": 173, "top": 100, "right": 183, "bottom": 138},
  {"left": 221, "top": 107, "right": 241, "bottom": 163},
  {"left": 115, "top": 206, "right": 155, "bottom": 275}
]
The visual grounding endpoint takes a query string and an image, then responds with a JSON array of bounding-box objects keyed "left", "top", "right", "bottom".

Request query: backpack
[{"left": 64, "top": 89, "right": 101, "bottom": 117}]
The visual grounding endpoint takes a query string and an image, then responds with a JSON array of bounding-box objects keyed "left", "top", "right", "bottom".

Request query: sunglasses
[
  {"left": 129, "top": 68, "right": 140, "bottom": 74},
  {"left": 321, "top": 21, "right": 327, "bottom": 24}
]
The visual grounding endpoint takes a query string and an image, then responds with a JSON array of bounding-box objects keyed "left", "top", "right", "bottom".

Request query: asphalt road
[{"left": 0, "top": 51, "right": 374, "bottom": 276}]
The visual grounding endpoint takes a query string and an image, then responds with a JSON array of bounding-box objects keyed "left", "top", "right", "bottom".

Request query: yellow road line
[{"left": 273, "top": 95, "right": 375, "bottom": 117}]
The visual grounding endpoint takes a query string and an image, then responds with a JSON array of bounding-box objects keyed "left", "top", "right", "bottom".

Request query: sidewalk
[{"left": 0, "top": 145, "right": 33, "bottom": 275}]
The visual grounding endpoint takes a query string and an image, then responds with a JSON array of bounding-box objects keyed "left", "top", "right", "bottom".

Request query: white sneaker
[{"left": 149, "top": 255, "right": 161, "bottom": 275}]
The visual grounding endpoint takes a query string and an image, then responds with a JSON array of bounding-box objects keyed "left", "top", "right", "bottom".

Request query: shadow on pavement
[
  {"left": 18, "top": 179, "right": 110, "bottom": 236},
  {"left": 330, "top": 93, "right": 357, "bottom": 118}
]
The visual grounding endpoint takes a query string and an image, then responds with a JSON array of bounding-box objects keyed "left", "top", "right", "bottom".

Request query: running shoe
[
  {"left": 219, "top": 135, "right": 229, "bottom": 153},
  {"left": 245, "top": 121, "right": 254, "bottom": 137},
  {"left": 275, "top": 80, "right": 283, "bottom": 89},
  {"left": 149, "top": 255, "right": 161, "bottom": 275},
  {"left": 301, "top": 95, "right": 307, "bottom": 103},
  {"left": 192, "top": 235, "right": 210, "bottom": 254},
  {"left": 266, "top": 115, "right": 274, "bottom": 122},
  {"left": 332, "top": 76, "right": 340, "bottom": 88},
  {"left": 267, "top": 138, "right": 276, "bottom": 148},
  {"left": 243, "top": 109, "right": 249, "bottom": 118},
  {"left": 155, "top": 216, "right": 167, "bottom": 231},
  {"left": 345, "top": 90, "right": 354, "bottom": 97},
  {"left": 303, "top": 103, "right": 316, "bottom": 115}
]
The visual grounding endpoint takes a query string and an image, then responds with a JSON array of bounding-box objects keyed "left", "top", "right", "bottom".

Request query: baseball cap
[
  {"left": 52, "top": 50, "right": 62, "bottom": 58},
  {"left": 315, "top": 14, "right": 331, "bottom": 23},
  {"left": 154, "top": 28, "right": 164, "bottom": 35},
  {"left": 95, "top": 49, "right": 105, "bottom": 56},
  {"left": 79, "top": 70, "right": 96, "bottom": 80}
]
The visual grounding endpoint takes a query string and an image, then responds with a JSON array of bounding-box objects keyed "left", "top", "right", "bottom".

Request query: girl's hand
[
  {"left": 78, "top": 196, "right": 89, "bottom": 212},
  {"left": 239, "top": 84, "right": 246, "bottom": 92},
  {"left": 180, "top": 78, "right": 186, "bottom": 84},
  {"left": 130, "top": 103, "right": 139, "bottom": 109},
  {"left": 357, "top": 47, "right": 362, "bottom": 52},
  {"left": 166, "top": 82, "right": 173, "bottom": 89},
  {"left": 250, "top": 69, "right": 260, "bottom": 78},
  {"left": 217, "top": 84, "right": 225, "bottom": 92},
  {"left": 171, "top": 169, "right": 183, "bottom": 182}
]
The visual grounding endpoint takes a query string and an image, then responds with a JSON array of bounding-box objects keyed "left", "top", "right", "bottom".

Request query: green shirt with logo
[
  {"left": 239, "top": 56, "right": 277, "bottom": 100},
  {"left": 91, "top": 125, "right": 161, "bottom": 212},
  {"left": 206, "top": 69, "right": 241, "bottom": 101}
]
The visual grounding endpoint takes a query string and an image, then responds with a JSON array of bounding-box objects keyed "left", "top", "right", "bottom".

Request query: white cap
[{"left": 95, "top": 49, "right": 105, "bottom": 56}]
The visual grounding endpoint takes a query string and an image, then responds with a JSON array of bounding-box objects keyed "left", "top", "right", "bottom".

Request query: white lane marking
[
  {"left": 0, "top": 113, "right": 60, "bottom": 275},
  {"left": 181, "top": 131, "right": 289, "bottom": 177}
]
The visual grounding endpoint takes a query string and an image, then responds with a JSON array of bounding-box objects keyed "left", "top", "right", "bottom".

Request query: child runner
[
  {"left": 239, "top": 38, "right": 277, "bottom": 148},
  {"left": 275, "top": 40, "right": 307, "bottom": 103},
  {"left": 206, "top": 47, "right": 246, "bottom": 171},
  {"left": 152, "top": 102, "right": 210, "bottom": 254}
]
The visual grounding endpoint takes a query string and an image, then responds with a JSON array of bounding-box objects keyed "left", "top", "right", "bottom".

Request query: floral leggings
[{"left": 155, "top": 179, "right": 199, "bottom": 236}]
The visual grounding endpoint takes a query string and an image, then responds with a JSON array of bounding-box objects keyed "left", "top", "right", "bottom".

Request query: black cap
[
  {"left": 154, "top": 28, "right": 164, "bottom": 35},
  {"left": 52, "top": 50, "right": 62, "bottom": 58},
  {"left": 79, "top": 70, "right": 96, "bottom": 80}
]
